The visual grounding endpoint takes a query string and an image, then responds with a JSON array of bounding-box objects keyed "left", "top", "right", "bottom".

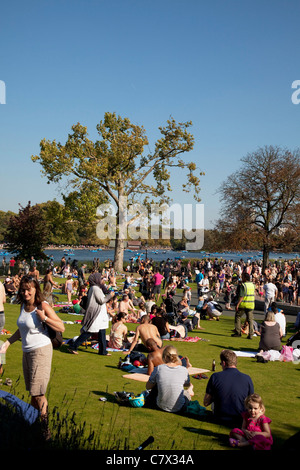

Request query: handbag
[
  {"left": 45, "top": 323, "right": 63, "bottom": 349},
  {"left": 79, "top": 295, "right": 88, "bottom": 310}
]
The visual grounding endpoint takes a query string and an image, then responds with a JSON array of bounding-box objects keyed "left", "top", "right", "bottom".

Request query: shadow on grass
[{"left": 183, "top": 425, "right": 229, "bottom": 449}]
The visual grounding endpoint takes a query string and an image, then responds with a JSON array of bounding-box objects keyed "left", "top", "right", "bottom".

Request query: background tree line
[{"left": 1, "top": 198, "right": 298, "bottom": 263}]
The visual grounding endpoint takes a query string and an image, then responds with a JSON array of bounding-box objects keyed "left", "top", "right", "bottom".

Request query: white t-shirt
[
  {"left": 263, "top": 283, "right": 277, "bottom": 299},
  {"left": 207, "top": 301, "right": 222, "bottom": 317}
]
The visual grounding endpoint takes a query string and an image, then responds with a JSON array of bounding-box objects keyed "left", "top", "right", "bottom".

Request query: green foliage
[
  {"left": 31, "top": 112, "right": 203, "bottom": 270},
  {"left": 3, "top": 202, "right": 49, "bottom": 260}
]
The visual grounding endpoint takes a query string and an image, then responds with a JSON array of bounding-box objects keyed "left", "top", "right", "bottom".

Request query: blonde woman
[{"left": 146, "top": 345, "right": 194, "bottom": 413}]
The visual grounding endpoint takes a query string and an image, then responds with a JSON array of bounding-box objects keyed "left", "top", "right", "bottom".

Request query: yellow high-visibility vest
[{"left": 239, "top": 282, "right": 255, "bottom": 310}]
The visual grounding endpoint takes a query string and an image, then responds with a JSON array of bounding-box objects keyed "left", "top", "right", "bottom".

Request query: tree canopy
[
  {"left": 217, "top": 145, "right": 300, "bottom": 269},
  {"left": 32, "top": 112, "right": 203, "bottom": 270},
  {"left": 4, "top": 202, "right": 49, "bottom": 260}
]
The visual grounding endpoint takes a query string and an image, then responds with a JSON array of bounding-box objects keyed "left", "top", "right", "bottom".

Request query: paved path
[{"left": 172, "top": 288, "right": 299, "bottom": 325}]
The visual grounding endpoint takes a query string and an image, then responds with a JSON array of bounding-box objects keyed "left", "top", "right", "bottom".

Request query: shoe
[
  {"left": 192, "top": 373, "right": 208, "bottom": 380},
  {"left": 229, "top": 438, "right": 239, "bottom": 447},
  {"left": 247, "top": 336, "right": 253, "bottom": 340},
  {"left": 231, "top": 333, "right": 241, "bottom": 337}
]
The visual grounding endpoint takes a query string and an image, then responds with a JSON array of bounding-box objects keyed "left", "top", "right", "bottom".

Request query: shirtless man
[
  {"left": 145, "top": 338, "right": 191, "bottom": 375},
  {"left": 126, "top": 315, "right": 162, "bottom": 354}
]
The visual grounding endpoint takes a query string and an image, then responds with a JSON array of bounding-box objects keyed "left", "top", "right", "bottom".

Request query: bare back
[{"left": 138, "top": 323, "right": 162, "bottom": 348}]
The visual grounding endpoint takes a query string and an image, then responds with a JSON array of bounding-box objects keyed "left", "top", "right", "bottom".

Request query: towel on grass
[{"left": 122, "top": 366, "right": 210, "bottom": 382}]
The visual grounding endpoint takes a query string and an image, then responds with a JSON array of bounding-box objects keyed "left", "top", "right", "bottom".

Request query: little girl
[
  {"left": 229, "top": 393, "right": 273, "bottom": 450},
  {"left": 65, "top": 275, "right": 73, "bottom": 304}
]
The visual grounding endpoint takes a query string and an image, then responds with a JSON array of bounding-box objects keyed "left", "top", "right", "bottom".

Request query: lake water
[
  {"left": 44, "top": 248, "right": 299, "bottom": 264},
  {"left": 0, "top": 248, "right": 298, "bottom": 265}
]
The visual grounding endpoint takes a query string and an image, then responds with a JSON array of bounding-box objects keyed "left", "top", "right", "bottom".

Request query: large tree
[
  {"left": 32, "top": 112, "right": 203, "bottom": 271},
  {"left": 4, "top": 202, "right": 49, "bottom": 260},
  {"left": 217, "top": 145, "right": 300, "bottom": 270}
]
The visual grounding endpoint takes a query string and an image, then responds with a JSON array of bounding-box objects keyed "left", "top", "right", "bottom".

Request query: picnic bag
[{"left": 280, "top": 345, "right": 294, "bottom": 362}]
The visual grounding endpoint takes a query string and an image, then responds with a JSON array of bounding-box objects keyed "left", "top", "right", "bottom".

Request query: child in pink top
[{"left": 229, "top": 393, "right": 273, "bottom": 450}]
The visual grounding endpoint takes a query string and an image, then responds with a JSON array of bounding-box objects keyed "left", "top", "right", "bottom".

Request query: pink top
[{"left": 153, "top": 273, "right": 164, "bottom": 286}]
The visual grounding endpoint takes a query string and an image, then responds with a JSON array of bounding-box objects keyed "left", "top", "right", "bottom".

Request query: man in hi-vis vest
[{"left": 232, "top": 272, "right": 255, "bottom": 339}]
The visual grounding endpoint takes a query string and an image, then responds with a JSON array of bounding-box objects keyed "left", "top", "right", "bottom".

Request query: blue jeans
[
  {"left": 69, "top": 331, "right": 91, "bottom": 351},
  {"left": 160, "top": 332, "right": 170, "bottom": 340}
]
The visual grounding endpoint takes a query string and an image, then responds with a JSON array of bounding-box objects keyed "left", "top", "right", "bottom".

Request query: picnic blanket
[
  {"left": 0, "top": 390, "right": 39, "bottom": 425},
  {"left": 122, "top": 366, "right": 210, "bottom": 382},
  {"left": 169, "top": 336, "right": 209, "bottom": 342},
  {"left": 233, "top": 350, "right": 257, "bottom": 357}
]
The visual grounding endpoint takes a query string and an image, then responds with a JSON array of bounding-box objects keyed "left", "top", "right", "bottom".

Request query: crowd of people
[{"left": 0, "top": 252, "right": 299, "bottom": 449}]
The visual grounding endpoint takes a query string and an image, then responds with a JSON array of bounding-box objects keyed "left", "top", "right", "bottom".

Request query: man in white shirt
[
  {"left": 202, "top": 296, "right": 222, "bottom": 320},
  {"left": 263, "top": 278, "right": 278, "bottom": 314},
  {"left": 199, "top": 275, "right": 210, "bottom": 294}
]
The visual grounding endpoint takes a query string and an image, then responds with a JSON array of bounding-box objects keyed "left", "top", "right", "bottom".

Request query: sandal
[
  {"left": 4, "top": 378, "right": 12, "bottom": 386},
  {"left": 192, "top": 373, "right": 208, "bottom": 380},
  {"left": 229, "top": 438, "right": 239, "bottom": 447}
]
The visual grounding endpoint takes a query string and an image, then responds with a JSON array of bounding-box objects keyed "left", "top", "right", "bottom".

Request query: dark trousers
[
  {"left": 97, "top": 329, "right": 107, "bottom": 355},
  {"left": 234, "top": 309, "right": 254, "bottom": 337}
]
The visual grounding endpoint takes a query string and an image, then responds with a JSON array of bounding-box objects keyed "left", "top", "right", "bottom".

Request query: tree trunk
[
  {"left": 262, "top": 244, "right": 270, "bottom": 272},
  {"left": 114, "top": 236, "right": 125, "bottom": 273}
]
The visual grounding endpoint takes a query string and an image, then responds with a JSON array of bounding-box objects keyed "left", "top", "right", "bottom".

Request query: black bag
[
  {"left": 128, "top": 351, "right": 147, "bottom": 365},
  {"left": 214, "top": 303, "right": 223, "bottom": 312},
  {"left": 80, "top": 295, "right": 88, "bottom": 310},
  {"left": 45, "top": 324, "right": 63, "bottom": 349}
]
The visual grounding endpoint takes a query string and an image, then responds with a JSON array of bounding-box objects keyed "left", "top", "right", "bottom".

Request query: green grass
[{"left": 0, "top": 283, "right": 299, "bottom": 451}]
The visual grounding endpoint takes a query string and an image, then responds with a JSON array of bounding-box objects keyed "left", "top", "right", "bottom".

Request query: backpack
[{"left": 214, "top": 303, "right": 223, "bottom": 313}]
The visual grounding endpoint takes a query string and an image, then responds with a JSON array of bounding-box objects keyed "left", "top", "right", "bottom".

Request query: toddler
[{"left": 229, "top": 393, "right": 273, "bottom": 450}]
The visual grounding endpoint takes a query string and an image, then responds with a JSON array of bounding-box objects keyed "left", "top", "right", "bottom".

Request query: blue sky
[{"left": 1, "top": 0, "right": 300, "bottom": 230}]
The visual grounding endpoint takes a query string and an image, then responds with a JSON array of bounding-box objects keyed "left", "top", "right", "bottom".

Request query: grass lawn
[{"left": 0, "top": 277, "right": 299, "bottom": 451}]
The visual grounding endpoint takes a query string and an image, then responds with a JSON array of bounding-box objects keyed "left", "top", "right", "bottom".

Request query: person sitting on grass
[
  {"left": 126, "top": 314, "right": 162, "bottom": 354},
  {"left": 108, "top": 312, "right": 130, "bottom": 350},
  {"left": 203, "top": 349, "right": 254, "bottom": 427},
  {"left": 145, "top": 345, "right": 194, "bottom": 413},
  {"left": 118, "top": 294, "right": 137, "bottom": 322},
  {"left": 229, "top": 393, "right": 273, "bottom": 450},
  {"left": 145, "top": 338, "right": 191, "bottom": 376}
]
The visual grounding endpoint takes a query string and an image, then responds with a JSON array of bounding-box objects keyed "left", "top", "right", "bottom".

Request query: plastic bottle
[{"left": 212, "top": 359, "right": 216, "bottom": 371}]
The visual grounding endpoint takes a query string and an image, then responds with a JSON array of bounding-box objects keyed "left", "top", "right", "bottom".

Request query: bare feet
[
  {"left": 184, "top": 356, "right": 192, "bottom": 368},
  {"left": 68, "top": 348, "right": 78, "bottom": 355},
  {"left": 187, "top": 383, "right": 194, "bottom": 397}
]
